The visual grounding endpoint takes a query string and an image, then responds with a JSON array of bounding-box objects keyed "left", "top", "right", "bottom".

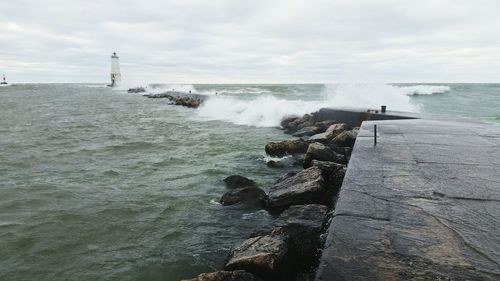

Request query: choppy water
[{"left": 0, "top": 83, "right": 499, "bottom": 280}]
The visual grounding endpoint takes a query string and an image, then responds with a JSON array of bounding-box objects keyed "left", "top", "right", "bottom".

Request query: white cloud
[{"left": 1, "top": 0, "right": 499, "bottom": 83}]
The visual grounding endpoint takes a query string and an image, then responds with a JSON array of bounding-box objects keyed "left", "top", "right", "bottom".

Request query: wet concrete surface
[{"left": 316, "top": 119, "right": 500, "bottom": 280}]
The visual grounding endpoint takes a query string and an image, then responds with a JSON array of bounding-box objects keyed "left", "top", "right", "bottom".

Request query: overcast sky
[{"left": 1, "top": 0, "right": 500, "bottom": 83}]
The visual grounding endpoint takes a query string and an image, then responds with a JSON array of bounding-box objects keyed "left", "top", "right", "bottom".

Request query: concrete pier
[{"left": 316, "top": 118, "right": 500, "bottom": 280}]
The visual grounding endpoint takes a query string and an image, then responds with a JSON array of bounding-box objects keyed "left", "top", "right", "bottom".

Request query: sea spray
[
  {"left": 195, "top": 83, "right": 446, "bottom": 127},
  {"left": 399, "top": 85, "right": 450, "bottom": 95},
  {"left": 196, "top": 95, "right": 322, "bottom": 127}
]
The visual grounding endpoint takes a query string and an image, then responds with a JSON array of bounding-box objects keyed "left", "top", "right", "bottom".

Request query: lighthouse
[{"left": 109, "top": 52, "right": 121, "bottom": 87}]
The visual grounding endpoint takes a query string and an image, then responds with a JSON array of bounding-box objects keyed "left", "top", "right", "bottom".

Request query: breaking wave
[
  {"left": 196, "top": 83, "right": 449, "bottom": 127},
  {"left": 399, "top": 85, "right": 450, "bottom": 95},
  {"left": 196, "top": 95, "right": 321, "bottom": 127}
]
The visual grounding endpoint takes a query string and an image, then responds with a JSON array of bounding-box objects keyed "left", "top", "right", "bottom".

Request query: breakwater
[
  {"left": 316, "top": 118, "right": 500, "bottom": 280},
  {"left": 158, "top": 91, "right": 499, "bottom": 280},
  {"left": 151, "top": 91, "right": 419, "bottom": 281}
]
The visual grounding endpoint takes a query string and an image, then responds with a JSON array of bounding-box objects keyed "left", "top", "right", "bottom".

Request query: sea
[{"left": 0, "top": 83, "right": 499, "bottom": 280}]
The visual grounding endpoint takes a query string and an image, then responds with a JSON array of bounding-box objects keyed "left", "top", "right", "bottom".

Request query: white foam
[
  {"left": 399, "top": 85, "right": 450, "bottom": 95},
  {"left": 322, "top": 83, "right": 418, "bottom": 112},
  {"left": 196, "top": 95, "right": 321, "bottom": 127},
  {"left": 195, "top": 83, "right": 436, "bottom": 127},
  {"left": 171, "top": 83, "right": 452, "bottom": 128}
]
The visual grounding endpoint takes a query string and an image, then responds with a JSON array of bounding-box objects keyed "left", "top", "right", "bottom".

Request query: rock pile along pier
[{"left": 142, "top": 92, "right": 500, "bottom": 281}]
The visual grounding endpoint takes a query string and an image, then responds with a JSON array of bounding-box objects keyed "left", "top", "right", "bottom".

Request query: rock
[
  {"left": 303, "top": 143, "right": 347, "bottom": 169},
  {"left": 281, "top": 114, "right": 315, "bottom": 134},
  {"left": 266, "top": 166, "right": 326, "bottom": 211},
  {"left": 182, "top": 270, "right": 263, "bottom": 281},
  {"left": 266, "top": 160, "right": 283, "bottom": 168},
  {"left": 127, "top": 87, "right": 146, "bottom": 93},
  {"left": 331, "top": 129, "right": 358, "bottom": 148},
  {"left": 225, "top": 228, "right": 288, "bottom": 280},
  {"left": 276, "top": 171, "right": 298, "bottom": 183},
  {"left": 172, "top": 96, "right": 201, "bottom": 108},
  {"left": 314, "top": 120, "right": 338, "bottom": 131},
  {"left": 265, "top": 139, "right": 309, "bottom": 157},
  {"left": 312, "top": 160, "right": 346, "bottom": 191},
  {"left": 311, "top": 160, "right": 344, "bottom": 171},
  {"left": 325, "top": 123, "right": 351, "bottom": 141},
  {"left": 280, "top": 116, "right": 299, "bottom": 130},
  {"left": 308, "top": 132, "right": 329, "bottom": 143},
  {"left": 292, "top": 126, "right": 322, "bottom": 137},
  {"left": 220, "top": 186, "right": 266, "bottom": 206},
  {"left": 223, "top": 175, "right": 256, "bottom": 189},
  {"left": 275, "top": 204, "right": 329, "bottom": 261}
]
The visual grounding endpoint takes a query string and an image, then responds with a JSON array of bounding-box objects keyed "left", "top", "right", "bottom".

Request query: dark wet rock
[
  {"left": 331, "top": 129, "right": 358, "bottom": 148},
  {"left": 171, "top": 95, "right": 202, "bottom": 108},
  {"left": 127, "top": 87, "right": 146, "bottom": 93},
  {"left": 327, "top": 143, "right": 347, "bottom": 155},
  {"left": 303, "top": 143, "right": 347, "bottom": 169},
  {"left": 265, "top": 139, "right": 309, "bottom": 157},
  {"left": 182, "top": 270, "right": 263, "bottom": 281},
  {"left": 266, "top": 166, "right": 326, "bottom": 211},
  {"left": 276, "top": 171, "right": 298, "bottom": 183},
  {"left": 325, "top": 123, "right": 351, "bottom": 141},
  {"left": 266, "top": 160, "right": 283, "bottom": 168},
  {"left": 280, "top": 116, "right": 299, "bottom": 131},
  {"left": 225, "top": 228, "right": 288, "bottom": 280},
  {"left": 292, "top": 126, "right": 323, "bottom": 137},
  {"left": 312, "top": 160, "right": 346, "bottom": 192},
  {"left": 281, "top": 114, "right": 315, "bottom": 134},
  {"left": 224, "top": 175, "right": 256, "bottom": 189},
  {"left": 275, "top": 204, "right": 329, "bottom": 261},
  {"left": 220, "top": 186, "right": 266, "bottom": 206}
]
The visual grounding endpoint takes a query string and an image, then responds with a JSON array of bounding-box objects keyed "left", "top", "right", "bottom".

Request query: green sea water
[{"left": 0, "top": 83, "right": 498, "bottom": 280}]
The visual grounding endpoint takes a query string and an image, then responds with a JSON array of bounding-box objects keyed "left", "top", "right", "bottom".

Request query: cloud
[{"left": 1, "top": 0, "right": 499, "bottom": 83}]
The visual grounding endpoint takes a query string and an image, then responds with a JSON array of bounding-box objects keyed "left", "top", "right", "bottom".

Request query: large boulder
[
  {"left": 223, "top": 175, "right": 256, "bottom": 189},
  {"left": 275, "top": 171, "right": 298, "bottom": 183},
  {"left": 280, "top": 116, "right": 299, "bottom": 130},
  {"left": 325, "top": 123, "right": 351, "bottom": 141},
  {"left": 275, "top": 204, "right": 329, "bottom": 261},
  {"left": 331, "top": 129, "right": 358, "bottom": 148},
  {"left": 312, "top": 160, "right": 346, "bottom": 192},
  {"left": 265, "top": 139, "right": 309, "bottom": 157},
  {"left": 172, "top": 96, "right": 202, "bottom": 108},
  {"left": 281, "top": 114, "right": 315, "bottom": 134},
  {"left": 225, "top": 228, "right": 289, "bottom": 280},
  {"left": 303, "top": 143, "right": 347, "bottom": 168},
  {"left": 308, "top": 132, "right": 329, "bottom": 143},
  {"left": 182, "top": 270, "right": 263, "bottom": 281},
  {"left": 220, "top": 186, "right": 266, "bottom": 206},
  {"left": 266, "top": 166, "right": 326, "bottom": 211}
]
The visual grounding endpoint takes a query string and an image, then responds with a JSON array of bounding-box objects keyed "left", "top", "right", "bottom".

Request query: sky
[{"left": 1, "top": 0, "right": 500, "bottom": 83}]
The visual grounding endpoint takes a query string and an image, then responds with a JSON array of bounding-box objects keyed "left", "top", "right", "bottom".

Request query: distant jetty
[{"left": 129, "top": 87, "right": 206, "bottom": 108}]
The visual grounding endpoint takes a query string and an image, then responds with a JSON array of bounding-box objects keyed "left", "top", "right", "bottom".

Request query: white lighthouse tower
[{"left": 109, "top": 52, "right": 121, "bottom": 87}]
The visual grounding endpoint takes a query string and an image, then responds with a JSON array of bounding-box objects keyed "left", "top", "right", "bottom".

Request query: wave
[
  {"left": 196, "top": 83, "right": 429, "bottom": 127},
  {"left": 399, "top": 85, "right": 450, "bottom": 95},
  {"left": 196, "top": 95, "right": 322, "bottom": 127}
]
